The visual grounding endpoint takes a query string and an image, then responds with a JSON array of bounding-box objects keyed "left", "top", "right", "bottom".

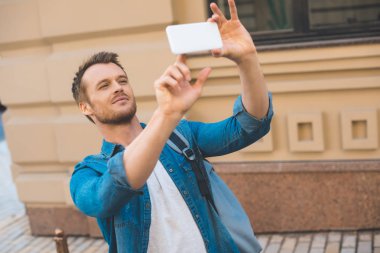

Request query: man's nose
[{"left": 112, "top": 80, "right": 123, "bottom": 92}]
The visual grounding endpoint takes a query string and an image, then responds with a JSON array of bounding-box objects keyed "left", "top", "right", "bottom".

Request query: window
[{"left": 210, "top": 0, "right": 380, "bottom": 45}]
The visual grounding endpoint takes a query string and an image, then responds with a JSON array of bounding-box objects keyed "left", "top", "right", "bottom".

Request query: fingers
[
  {"left": 157, "top": 56, "right": 211, "bottom": 94},
  {"left": 228, "top": 0, "right": 239, "bottom": 20},
  {"left": 207, "top": 14, "right": 222, "bottom": 28},
  {"left": 156, "top": 65, "right": 211, "bottom": 93},
  {"left": 210, "top": 1, "right": 239, "bottom": 22},
  {"left": 162, "top": 76, "right": 178, "bottom": 88},
  {"left": 207, "top": 14, "right": 218, "bottom": 23},
  {"left": 193, "top": 67, "right": 212, "bottom": 90},
  {"left": 174, "top": 56, "right": 191, "bottom": 81},
  {"left": 166, "top": 66, "right": 183, "bottom": 83},
  {"left": 161, "top": 76, "right": 181, "bottom": 91},
  {"left": 210, "top": 48, "right": 224, "bottom": 58},
  {"left": 156, "top": 61, "right": 190, "bottom": 91},
  {"left": 176, "top": 54, "right": 186, "bottom": 64},
  {"left": 210, "top": 2, "right": 227, "bottom": 23}
]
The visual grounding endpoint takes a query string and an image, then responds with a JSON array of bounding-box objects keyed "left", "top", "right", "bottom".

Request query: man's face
[{"left": 80, "top": 63, "right": 137, "bottom": 125}]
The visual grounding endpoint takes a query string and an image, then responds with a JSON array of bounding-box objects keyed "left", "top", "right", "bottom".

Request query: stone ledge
[
  {"left": 214, "top": 159, "right": 380, "bottom": 174},
  {"left": 25, "top": 159, "right": 380, "bottom": 236},
  {"left": 26, "top": 206, "right": 102, "bottom": 237},
  {"left": 216, "top": 160, "right": 380, "bottom": 233}
]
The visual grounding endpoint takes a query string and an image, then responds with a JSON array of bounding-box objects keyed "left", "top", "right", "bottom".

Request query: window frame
[{"left": 208, "top": 0, "right": 380, "bottom": 46}]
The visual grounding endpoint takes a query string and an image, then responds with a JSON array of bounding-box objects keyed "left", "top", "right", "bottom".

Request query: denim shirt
[{"left": 70, "top": 94, "right": 273, "bottom": 253}]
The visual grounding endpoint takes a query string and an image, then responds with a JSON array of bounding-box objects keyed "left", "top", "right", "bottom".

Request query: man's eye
[
  {"left": 119, "top": 80, "right": 128, "bottom": 85},
  {"left": 99, "top": 84, "right": 109, "bottom": 90}
]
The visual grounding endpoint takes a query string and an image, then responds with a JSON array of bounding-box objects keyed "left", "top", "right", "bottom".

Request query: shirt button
[
  {"left": 169, "top": 168, "right": 174, "bottom": 173},
  {"left": 195, "top": 214, "right": 200, "bottom": 219},
  {"left": 183, "top": 190, "right": 188, "bottom": 195},
  {"left": 145, "top": 202, "right": 150, "bottom": 209}
]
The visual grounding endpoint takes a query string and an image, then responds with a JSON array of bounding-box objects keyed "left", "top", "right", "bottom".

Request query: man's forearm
[
  {"left": 238, "top": 51, "right": 269, "bottom": 120},
  {"left": 122, "top": 109, "right": 181, "bottom": 190},
  {"left": 122, "top": 54, "right": 209, "bottom": 190}
]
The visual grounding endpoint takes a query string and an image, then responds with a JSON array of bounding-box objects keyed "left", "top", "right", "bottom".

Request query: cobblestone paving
[
  {"left": 0, "top": 198, "right": 108, "bottom": 253},
  {"left": 257, "top": 230, "right": 380, "bottom": 253}
]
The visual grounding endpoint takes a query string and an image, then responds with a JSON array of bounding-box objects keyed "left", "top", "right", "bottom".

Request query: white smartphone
[{"left": 166, "top": 22, "right": 223, "bottom": 55}]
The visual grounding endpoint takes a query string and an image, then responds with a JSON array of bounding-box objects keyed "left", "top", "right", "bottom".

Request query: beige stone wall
[
  {"left": 0, "top": 0, "right": 379, "bottom": 233},
  {"left": 191, "top": 44, "right": 380, "bottom": 162}
]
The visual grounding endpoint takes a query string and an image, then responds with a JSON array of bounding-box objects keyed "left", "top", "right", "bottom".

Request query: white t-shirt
[{"left": 147, "top": 161, "right": 207, "bottom": 253}]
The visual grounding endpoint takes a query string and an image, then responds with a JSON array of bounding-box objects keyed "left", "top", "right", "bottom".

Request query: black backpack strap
[
  {"left": 168, "top": 129, "right": 217, "bottom": 212},
  {"left": 167, "top": 129, "right": 194, "bottom": 159}
]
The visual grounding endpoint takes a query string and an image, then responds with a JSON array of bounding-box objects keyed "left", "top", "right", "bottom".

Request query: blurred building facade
[{"left": 0, "top": 0, "right": 379, "bottom": 236}]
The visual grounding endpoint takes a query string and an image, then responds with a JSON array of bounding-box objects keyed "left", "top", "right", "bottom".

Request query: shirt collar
[
  {"left": 100, "top": 123, "right": 146, "bottom": 158},
  {"left": 101, "top": 139, "right": 123, "bottom": 158}
]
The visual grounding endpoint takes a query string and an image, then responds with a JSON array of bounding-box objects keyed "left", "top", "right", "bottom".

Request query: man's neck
[{"left": 97, "top": 116, "right": 143, "bottom": 147}]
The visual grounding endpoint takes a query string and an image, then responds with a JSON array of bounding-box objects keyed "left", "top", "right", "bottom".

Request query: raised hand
[
  {"left": 154, "top": 55, "right": 212, "bottom": 119},
  {"left": 209, "top": 0, "right": 256, "bottom": 64}
]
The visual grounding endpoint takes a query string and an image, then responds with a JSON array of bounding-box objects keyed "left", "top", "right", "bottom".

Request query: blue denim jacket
[{"left": 70, "top": 94, "right": 273, "bottom": 253}]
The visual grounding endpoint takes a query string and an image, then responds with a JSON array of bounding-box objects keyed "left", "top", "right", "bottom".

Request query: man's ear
[{"left": 79, "top": 101, "right": 93, "bottom": 117}]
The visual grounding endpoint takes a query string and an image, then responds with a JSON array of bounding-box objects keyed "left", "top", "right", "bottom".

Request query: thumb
[
  {"left": 211, "top": 48, "right": 224, "bottom": 58},
  {"left": 176, "top": 54, "right": 187, "bottom": 64},
  {"left": 193, "top": 67, "right": 212, "bottom": 90}
]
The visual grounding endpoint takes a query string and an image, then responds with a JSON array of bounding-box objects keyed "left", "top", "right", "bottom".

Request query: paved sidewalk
[
  {"left": 257, "top": 230, "right": 380, "bottom": 253},
  {"left": 0, "top": 141, "right": 17, "bottom": 202},
  {"left": 0, "top": 198, "right": 108, "bottom": 253}
]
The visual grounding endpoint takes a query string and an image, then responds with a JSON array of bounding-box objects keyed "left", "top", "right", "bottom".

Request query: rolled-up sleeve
[
  {"left": 187, "top": 92, "right": 274, "bottom": 157},
  {"left": 70, "top": 152, "right": 143, "bottom": 218},
  {"left": 232, "top": 92, "right": 274, "bottom": 134},
  {"left": 108, "top": 152, "right": 141, "bottom": 189}
]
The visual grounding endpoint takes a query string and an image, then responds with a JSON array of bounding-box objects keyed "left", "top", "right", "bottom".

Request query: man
[{"left": 70, "top": 0, "right": 273, "bottom": 252}]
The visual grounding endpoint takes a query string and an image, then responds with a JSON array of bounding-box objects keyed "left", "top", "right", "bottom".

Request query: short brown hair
[
  {"left": 71, "top": 51, "right": 125, "bottom": 123},
  {"left": 72, "top": 51, "right": 125, "bottom": 104}
]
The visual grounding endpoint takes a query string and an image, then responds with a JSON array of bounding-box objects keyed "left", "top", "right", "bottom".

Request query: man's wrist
[
  {"left": 236, "top": 50, "right": 257, "bottom": 67},
  {"left": 154, "top": 108, "right": 183, "bottom": 124}
]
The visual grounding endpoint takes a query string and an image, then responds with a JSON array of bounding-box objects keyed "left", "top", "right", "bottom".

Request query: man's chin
[{"left": 95, "top": 109, "right": 137, "bottom": 125}]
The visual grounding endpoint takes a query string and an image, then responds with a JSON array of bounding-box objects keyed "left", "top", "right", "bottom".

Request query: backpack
[{"left": 167, "top": 129, "right": 262, "bottom": 253}]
